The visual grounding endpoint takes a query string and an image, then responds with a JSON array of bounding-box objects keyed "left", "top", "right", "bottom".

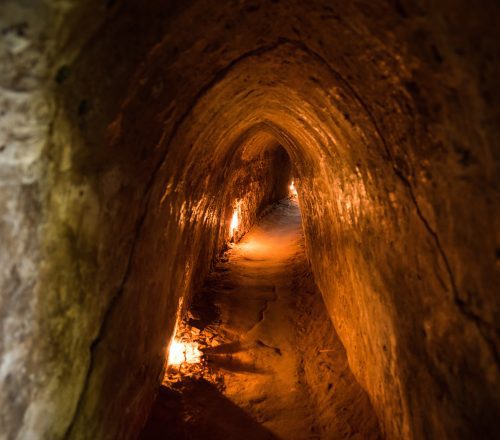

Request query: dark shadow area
[{"left": 139, "top": 379, "right": 278, "bottom": 440}]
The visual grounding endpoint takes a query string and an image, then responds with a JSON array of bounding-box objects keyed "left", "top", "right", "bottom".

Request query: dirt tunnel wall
[{"left": 0, "top": 0, "right": 499, "bottom": 439}]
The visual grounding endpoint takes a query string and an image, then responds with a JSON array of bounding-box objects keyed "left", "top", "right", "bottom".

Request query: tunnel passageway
[
  {"left": 141, "top": 198, "right": 380, "bottom": 439},
  {"left": 1, "top": 1, "right": 499, "bottom": 438}
]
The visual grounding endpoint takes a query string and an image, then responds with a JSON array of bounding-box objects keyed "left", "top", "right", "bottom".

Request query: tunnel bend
[{"left": 1, "top": 0, "right": 498, "bottom": 439}]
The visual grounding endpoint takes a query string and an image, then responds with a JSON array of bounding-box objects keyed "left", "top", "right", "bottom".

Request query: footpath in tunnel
[{"left": 141, "top": 198, "right": 380, "bottom": 440}]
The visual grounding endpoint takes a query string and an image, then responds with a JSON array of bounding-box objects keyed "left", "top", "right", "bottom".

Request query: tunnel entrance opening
[{"left": 140, "top": 183, "right": 380, "bottom": 438}]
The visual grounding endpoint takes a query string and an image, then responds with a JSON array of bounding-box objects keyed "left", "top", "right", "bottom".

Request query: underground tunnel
[{"left": 0, "top": 0, "right": 499, "bottom": 439}]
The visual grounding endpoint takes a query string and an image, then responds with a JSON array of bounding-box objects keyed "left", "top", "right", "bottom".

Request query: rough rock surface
[{"left": 0, "top": 0, "right": 499, "bottom": 439}]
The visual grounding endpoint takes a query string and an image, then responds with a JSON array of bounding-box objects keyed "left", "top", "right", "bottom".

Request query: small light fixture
[
  {"left": 229, "top": 201, "right": 240, "bottom": 241},
  {"left": 289, "top": 180, "right": 298, "bottom": 197},
  {"left": 166, "top": 298, "right": 203, "bottom": 368},
  {"left": 168, "top": 339, "right": 202, "bottom": 366}
]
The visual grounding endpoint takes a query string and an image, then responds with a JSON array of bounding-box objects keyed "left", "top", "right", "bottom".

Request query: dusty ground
[{"left": 140, "top": 199, "right": 380, "bottom": 439}]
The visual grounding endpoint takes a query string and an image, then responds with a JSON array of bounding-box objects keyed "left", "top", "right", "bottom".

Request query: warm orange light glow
[
  {"left": 230, "top": 210, "right": 238, "bottom": 233},
  {"left": 289, "top": 180, "right": 298, "bottom": 197},
  {"left": 168, "top": 339, "right": 202, "bottom": 366},
  {"left": 230, "top": 204, "right": 240, "bottom": 239}
]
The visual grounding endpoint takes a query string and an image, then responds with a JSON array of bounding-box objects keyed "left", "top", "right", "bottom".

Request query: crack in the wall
[
  {"left": 402, "top": 176, "right": 499, "bottom": 366},
  {"left": 331, "top": 66, "right": 499, "bottom": 365},
  {"left": 350, "top": 77, "right": 500, "bottom": 365}
]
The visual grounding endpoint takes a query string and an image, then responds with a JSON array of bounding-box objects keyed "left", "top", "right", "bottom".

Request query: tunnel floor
[{"left": 140, "top": 199, "right": 380, "bottom": 439}]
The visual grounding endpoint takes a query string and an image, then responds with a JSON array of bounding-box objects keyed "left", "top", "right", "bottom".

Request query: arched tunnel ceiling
[{"left": 0, "top": 0, "right": 498, "bottom": 439}]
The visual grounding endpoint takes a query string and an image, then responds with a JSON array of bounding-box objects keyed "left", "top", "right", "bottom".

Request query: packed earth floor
[{"left": 140, "top": 199, "right": 380, "bottom": 440}]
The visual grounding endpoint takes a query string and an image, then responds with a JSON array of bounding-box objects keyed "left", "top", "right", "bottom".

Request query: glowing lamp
[
  {"left": 230, "top": 206, "right": 239, "bottom": 240},
  {"left": 168, "top": 339, "right": 202, "bottom": 366}
]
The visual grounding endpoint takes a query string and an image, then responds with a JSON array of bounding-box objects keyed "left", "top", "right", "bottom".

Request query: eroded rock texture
[{"left": 0, "top": 0, "right": 499, "bottom": 439}]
